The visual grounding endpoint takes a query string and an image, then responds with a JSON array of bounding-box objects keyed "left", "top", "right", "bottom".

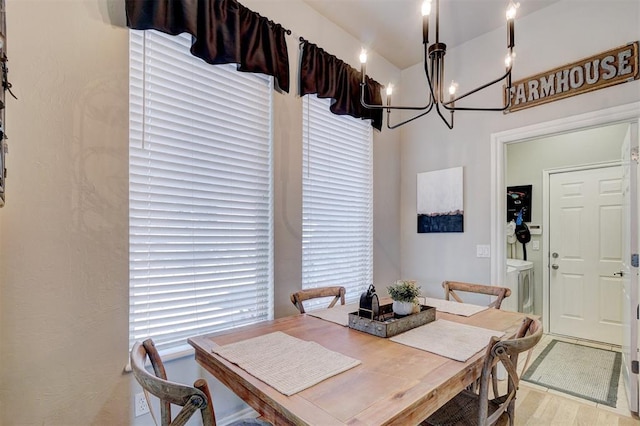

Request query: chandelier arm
[
  {"left": 360, "top": 85, "right": 433, "bottom": 110},
  {"left": 423, "top": 52, "right": 439, "bottom": 103},
  {"left": 441, "top": 66, "right": 513, "bottom": 111},
  {"left": 387, "top": 104, "right": 435, "bottom": 129},
  {"left": 433, "top": 102, "right": 454, "bottom": 129},
  {"left": 424, "top": 51, "right": 455, "bottom": 128},
  {"left": 384, "top": 44, "right": 438, "bottom": 129}
]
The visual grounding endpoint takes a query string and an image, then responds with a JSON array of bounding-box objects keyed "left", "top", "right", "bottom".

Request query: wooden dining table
[{"left": 188, "top": 305, "right": 533, "bottom": 426}]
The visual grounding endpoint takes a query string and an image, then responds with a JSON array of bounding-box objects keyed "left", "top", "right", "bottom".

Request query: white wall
[
  {"left": 399, "top": 0, "right": 640, "bottom": 303},
  {"left": 506, "top": 123, "right": 629, "bottom": 315},
  {"left": 0, "top": 0, "right": 401, "bottom": 424}
]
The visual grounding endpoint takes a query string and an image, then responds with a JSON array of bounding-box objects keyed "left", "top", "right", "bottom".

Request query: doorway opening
[
  {"left": 490, "top": 102, "right": 640, "bottom": 413},
  {"left": 490, "top": 102, "right": 640, "bottom": 333}
]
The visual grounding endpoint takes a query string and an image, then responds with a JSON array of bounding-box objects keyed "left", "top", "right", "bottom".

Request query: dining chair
[
  {"left": 443, "top": 280, "right": 535, "bottom": 393},
  {"left": 289, "top": 286, "right": 346, "bottom": 314},
  {"left": 130, "top": 339, "right": 270, "bottom": 426},
  {"left": 421, "top": 317, "right": 543, "bottom": 426},
  {"left": 443, "top": 281, "right": 512, "bottom": 309}
]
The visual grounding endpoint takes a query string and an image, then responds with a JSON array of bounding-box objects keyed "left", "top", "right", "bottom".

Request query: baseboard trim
[{"left": 219, "top": 407, "right": 259, "bottom": 426}]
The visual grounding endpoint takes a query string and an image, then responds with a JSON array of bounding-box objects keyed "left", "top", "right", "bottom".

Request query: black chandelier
[{"left": 360, "top": 0, "right": 519, "bottom": 129}]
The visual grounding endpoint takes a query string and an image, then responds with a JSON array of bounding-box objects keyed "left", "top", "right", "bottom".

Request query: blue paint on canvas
[
  {"left": 418, "top": 213, "right": 464, "bottom": 233},
  {"left": 417, "top": 167, "right": 464, "bottom": 234}
]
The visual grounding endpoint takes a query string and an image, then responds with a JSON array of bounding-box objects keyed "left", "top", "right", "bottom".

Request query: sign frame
[{"left": 505, "top": 42, "right": 639, "bottom": 113}]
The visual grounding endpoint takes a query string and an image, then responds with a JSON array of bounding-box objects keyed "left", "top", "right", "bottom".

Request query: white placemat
[
  {"left": 423, "top": 297, "right": 489, "bottom": 317},
  {"left": 390, "top": 319, "right": 504, "bottom": 362},
  {"left": 212, "top": 331, "right": 361, "bottom": 396},
  {"left": 307, "top": 303, "right": 359, "bottom": 326}
]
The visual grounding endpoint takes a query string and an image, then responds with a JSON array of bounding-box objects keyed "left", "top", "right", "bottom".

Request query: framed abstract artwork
[{"left": 417, "top": 166, "right": 464, "bottom": 233}]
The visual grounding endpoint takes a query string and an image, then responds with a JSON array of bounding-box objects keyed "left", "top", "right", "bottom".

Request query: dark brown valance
[
  {"left": 125, "top": 0, "right": 290, "bottom": 93},
  {"left": 299, "top": 41, "right": 383, "bottom": 131}
]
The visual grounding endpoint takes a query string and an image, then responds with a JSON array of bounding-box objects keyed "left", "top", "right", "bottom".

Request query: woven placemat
[
  {"left": 307, "top": 303, "right": 358, "bottom": 326},
  {"left": 522, "top": 340, "right": 622, "bottom": 407},
  {"left": 422, "top": 297, "right": 488, "bottom": 317},
  {"left": 390, "top": 319, "right": 504, "bottom": 362},
  {"left": 213, "top": 331, "right": 361, "bottom": 396}
]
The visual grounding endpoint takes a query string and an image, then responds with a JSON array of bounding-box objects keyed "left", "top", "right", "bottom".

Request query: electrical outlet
[{"left": 135, "top": 392, "right": 150, "bottom": 417}]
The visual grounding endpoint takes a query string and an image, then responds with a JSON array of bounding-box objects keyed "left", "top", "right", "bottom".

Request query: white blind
[
  {"left": 129, "top": 30, "right": 273, "bottom": 354},
  {"left": 302, "top": 95, "right": 373, "bottom": 308}
]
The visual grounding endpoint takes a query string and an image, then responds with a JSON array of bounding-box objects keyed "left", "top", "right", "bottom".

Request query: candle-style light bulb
[
  {"left": 448, "top": 81, "right": 457, "bottom": 97},
  {"left": 421, "top": 0, "right": 431, "bottom": 44},
  {"left": 359, "top": 49, "right": 368, "bottom": 64},
  {"left": 386, "top": 84, "right": 393, "bottom": 107},
  {"left": 448, "top": 81, "right": 457, "bottom": 107},
  {"left": 505, "top": 51, "right": 516, "bottom": 67},
  {"left": 422, "top": 0, "right": 431, "bottom": 16},
  {"left": 506, "top": 1, "right": 519, "bottom": 20},
  {"left": 359, "top": 49, "right": 368, "bottom": 85}
]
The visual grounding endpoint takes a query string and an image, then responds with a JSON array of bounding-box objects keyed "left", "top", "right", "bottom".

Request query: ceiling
[{"left": 301, "top": 0, "right": 562, "bottom": 69}]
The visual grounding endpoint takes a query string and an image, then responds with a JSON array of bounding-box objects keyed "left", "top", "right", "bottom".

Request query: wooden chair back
[
  {"left": 478, "top": 317, "right": 542, "bottom": 425},
  {"left": 290, "top": 286, "right": 346, "bottom": 314},
  {"left": 442, "top": 280, "right": 512, "bottom": 309},
  {"left": 130, "top": 339, "right": 216, "bottom": 426},
  {"left": 421, "top": 317, "right": 542, "bottom": 426}
]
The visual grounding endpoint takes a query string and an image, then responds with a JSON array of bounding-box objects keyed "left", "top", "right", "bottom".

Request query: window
[
  {"left": 129, "top": 30, "right": 273, "bottom": 354},
  {"left": 302, "top": 95, "right": 373, "bottom": 308}
]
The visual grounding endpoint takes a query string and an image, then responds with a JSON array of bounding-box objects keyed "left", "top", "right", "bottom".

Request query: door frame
[
  {"left": 543, "top": 161, "right": 622, "bottom": 339},
  {"left": 490, "top": 101, "right": 640, "bottom": 334}
]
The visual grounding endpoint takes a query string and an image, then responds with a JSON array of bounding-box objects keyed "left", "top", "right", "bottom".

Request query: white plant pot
[{"left": 392, "top": 300, "right": 414, "bottom": 316}]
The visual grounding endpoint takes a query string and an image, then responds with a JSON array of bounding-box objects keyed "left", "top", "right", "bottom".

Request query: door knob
[
  {"left": 551, "top": 264, "right": 559, "bottom": 270},
  {"left": 552, "top": 252, "right": 559, "bottom": 258},
  {"left": 614, "top": 271, "right": 624, "bottom": 277}
]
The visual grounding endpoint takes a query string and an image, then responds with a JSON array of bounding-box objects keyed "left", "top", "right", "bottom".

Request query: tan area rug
[{"left": 522, "top": 340, "right": 622, "bottom": 407}]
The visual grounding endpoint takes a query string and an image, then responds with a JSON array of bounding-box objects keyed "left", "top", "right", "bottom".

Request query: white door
[
  {"left": 549, "top": 165, "right": 624, "bottom": 345},
  {"left": 621, "top": 122, "right": 639, "bottom": 412}
]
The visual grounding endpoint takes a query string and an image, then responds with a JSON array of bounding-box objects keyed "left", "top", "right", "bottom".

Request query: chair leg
[
  {"left": 507, "top": 399, "right": 515, "bottom": 426},
  {"left": 195, "top": 378, "right": 216, "bottom": 426},
  {"left": 491, "top": 366, "right": 499, "bottom": 399},
  {"left": 520, "top": 348, "right": 534, "bottom": 375}
]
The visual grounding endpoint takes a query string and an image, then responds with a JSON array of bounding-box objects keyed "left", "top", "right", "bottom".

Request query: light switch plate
[{"left": 476, "top": 244, "right": 490, "bottom": 258}]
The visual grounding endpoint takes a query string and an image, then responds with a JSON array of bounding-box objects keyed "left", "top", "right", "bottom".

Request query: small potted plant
[{"left": 387, "top": 280, "right": 421, "bottom": 315}]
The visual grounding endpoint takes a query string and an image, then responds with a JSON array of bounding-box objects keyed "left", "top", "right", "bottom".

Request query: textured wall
[
  {"left": 0, "top": 0, "right": 131, "bottom": 423},
  {"left": 0, "top": 0, "right": 401, "bottom": 424}
]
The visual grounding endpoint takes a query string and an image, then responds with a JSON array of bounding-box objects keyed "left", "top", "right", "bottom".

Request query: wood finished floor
[
  {"left": 513, "top": 384, "right": 638, "bottom": 425},
  {"left": 510, "top": 334, "right": 640, "bottom": 425}
]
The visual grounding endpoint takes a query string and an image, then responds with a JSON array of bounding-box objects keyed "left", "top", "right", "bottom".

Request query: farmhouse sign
[{"left": 506, "top": 42, "right": 639, "bottom": 113}]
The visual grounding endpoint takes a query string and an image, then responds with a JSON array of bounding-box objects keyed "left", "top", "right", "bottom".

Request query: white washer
[
  {"left": 505, "top": 259, "right": 534, "bottom": 314},
  {"left": 503, "top": 266, "right": 519, "bottom": 312}
]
